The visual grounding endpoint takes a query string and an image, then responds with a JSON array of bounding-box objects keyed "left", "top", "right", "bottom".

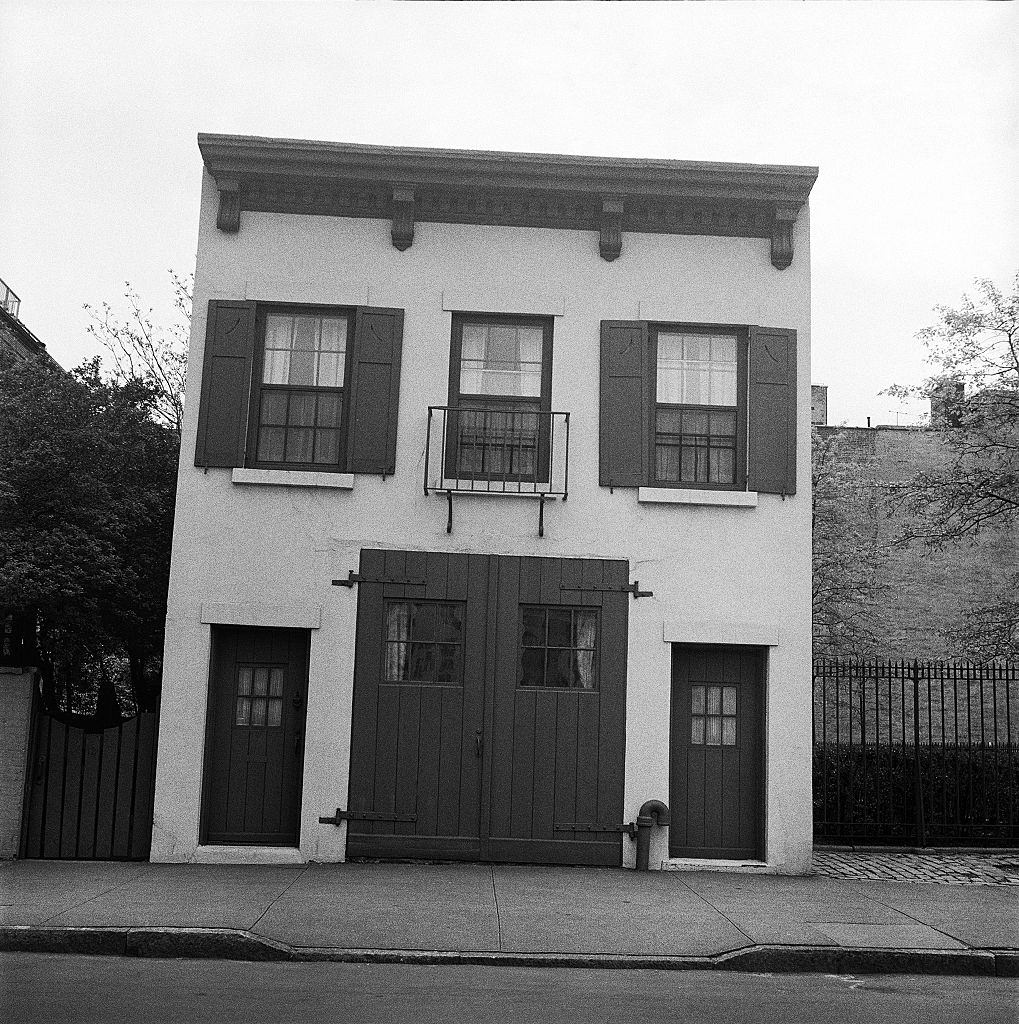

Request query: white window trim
[
  {"left": 232, "top": 468, "right": 354, "bottom": 490},
  {"left": 638, "top": 487, "right": 757, "bottom": 508}
]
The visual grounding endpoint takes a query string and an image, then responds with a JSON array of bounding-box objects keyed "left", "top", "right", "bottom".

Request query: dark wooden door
[
  {"left": 346, "top": 550, "right": 628, "bottom": 866},
  {"left": 669, "top": 645, "right": 763, "bottom": 858},
  {"left": 202, "top": 627, "right": 309, "bottom": 845}
]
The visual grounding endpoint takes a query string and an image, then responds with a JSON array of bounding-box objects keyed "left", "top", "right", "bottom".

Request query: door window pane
[
  {"left": 519, "top": 606, "right": 598, "bottom": 689},
  {"left": 384, "top": 601, "right": 465, "bottom": 684},
  {"left": 690, "top": 684, "right": 738, "bottom": 746}
]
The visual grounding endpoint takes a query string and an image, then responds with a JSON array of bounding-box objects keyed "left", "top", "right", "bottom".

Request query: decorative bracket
[
  {"left": 770, "top": 203, "right": 799, "bottom": 270},
  {"left": 599, "top": 198, "right": 623, "bottom": 262},
  {"left": 216, "top": 178, "right": 241, "bottom": 233},
  {"left": 391, "top": 187, "right": 415, "bottom": 251}
]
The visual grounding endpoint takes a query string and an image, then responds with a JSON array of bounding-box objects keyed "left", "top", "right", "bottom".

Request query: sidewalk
[{"left": 2, "top": 856, "right": 1017, "bottom": 976}]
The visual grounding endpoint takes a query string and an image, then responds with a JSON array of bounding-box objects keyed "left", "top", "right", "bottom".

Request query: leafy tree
[
  {"left": 84, "top": 270, "right": 191, "bottom": 437},
  {"left": 812, "top": 427, "right": 890, "bottom": 656},
  {"left": 0, "top": 356, "right": 178, "bottom": 721},
  {"left": 886, "top": 271, "right": 1019, "bottom": 659}
]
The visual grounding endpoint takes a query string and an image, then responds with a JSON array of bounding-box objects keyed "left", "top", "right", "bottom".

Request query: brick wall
[{"left": 815, "top": 425, "right": 1017, "bottom": 659}]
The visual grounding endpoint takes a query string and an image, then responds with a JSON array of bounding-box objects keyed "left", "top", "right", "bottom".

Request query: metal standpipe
[{"left": 634, "top": 799, "right": 670, "bottom": 871}]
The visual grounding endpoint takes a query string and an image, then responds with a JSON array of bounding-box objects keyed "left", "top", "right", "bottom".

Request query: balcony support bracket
[{"left": 446, "top": 489, "right": 454, "bottom": 534}]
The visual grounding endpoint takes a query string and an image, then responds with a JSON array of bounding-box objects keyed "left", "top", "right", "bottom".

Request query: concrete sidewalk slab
[
  {"left": 255, "top": 864, "right": 500, "bottom": 951},
  {"left": 0, "top": 861, "right": 148, "bottom": 925}
]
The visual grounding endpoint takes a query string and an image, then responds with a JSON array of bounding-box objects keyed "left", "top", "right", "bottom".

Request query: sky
[{"left": 1, "top": 1, "right": 1016, "bottom": 427}]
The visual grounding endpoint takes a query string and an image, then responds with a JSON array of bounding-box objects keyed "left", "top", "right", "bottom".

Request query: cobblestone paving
[{"left": 812, "top": 848, "right": 1019, "bottom": 885}]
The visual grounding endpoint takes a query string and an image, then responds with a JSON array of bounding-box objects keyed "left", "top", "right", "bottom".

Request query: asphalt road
[{"left": 4, "top": 955, "right": 1018, "bottom": 1024}]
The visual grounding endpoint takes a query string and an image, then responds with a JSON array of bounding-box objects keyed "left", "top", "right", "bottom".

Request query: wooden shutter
[
  {"left": 599, "top": 321, "right": 650, "bottom": 487},
  {"left": 346, "top": 307, "right": 404, "bottom": 475},
  {"left": 194, "top": 300, "right": 256, "bottom": 468},
  {"left": 747, "top": 326, "right": 797, "bottom": 495}
]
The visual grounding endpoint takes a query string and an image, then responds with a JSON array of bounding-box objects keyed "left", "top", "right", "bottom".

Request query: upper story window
[
  {"left": 248, "top": 308, "right": 355, "bottom": 470},
  {"left": 446, "top": 313, "right": 553, "bottom": 481},
  {"left": 653, "top": 328, "right": 744, "bottom": 488}
]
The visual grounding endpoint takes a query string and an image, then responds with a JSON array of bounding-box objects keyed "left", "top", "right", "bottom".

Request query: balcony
[
  {"left": 424, "top": 405, "right": 570, "bottom": 534},
  {"left": 0, "top": 278, "right": 21, "bottom": 319}
]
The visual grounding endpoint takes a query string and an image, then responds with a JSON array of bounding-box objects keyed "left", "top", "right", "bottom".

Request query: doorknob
[{"left": 475, "top": 730, "right": 483, "bottom": 757}]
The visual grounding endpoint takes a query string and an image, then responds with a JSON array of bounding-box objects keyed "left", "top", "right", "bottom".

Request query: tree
[
  {"left": 0, "top": 356, "right": 178, "bottom": 721},
  {"left": 84, "top": 270, "right": 191, "bottom": 437},
  {"left": 886, "top": 271, "right": 1019, "bottom": 658},
  {"left": 812, "top": 427, "right": 890, "bottom": 656}
]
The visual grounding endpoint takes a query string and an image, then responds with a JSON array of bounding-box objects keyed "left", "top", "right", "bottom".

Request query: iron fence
[{"left": 812, "top": 659, "right": 1018, "bottom": 845}]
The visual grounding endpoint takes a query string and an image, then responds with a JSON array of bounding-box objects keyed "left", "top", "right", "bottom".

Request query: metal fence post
[{"left": 912, "top": 660, "right": 926, "bottom": 847}]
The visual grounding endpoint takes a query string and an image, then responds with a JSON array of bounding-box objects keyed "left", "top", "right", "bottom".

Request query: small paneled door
[
  {"left": 669, "top": 645, "right": 764, "bottom": 858},
  {"left": 201, "top": 626, "right": 309, "bottom": 845}
]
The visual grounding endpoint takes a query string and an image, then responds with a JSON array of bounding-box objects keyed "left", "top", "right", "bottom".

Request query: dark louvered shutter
[
  {"left": 599, "top": 321, "right": 650, "bottom": 487},
  {"left": 194, "top": 300, "right": 256, "bottom": 467},
  {"left": 346, "top": 307, "right": 404, "bottom": 475},
  {"left": 747, "top": 326, "right": 797, "bottom": 495}
]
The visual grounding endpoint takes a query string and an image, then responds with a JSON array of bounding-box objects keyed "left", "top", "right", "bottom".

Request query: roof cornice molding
[{"left": 198, "top": 134, "right": 818, "bottom": 268}]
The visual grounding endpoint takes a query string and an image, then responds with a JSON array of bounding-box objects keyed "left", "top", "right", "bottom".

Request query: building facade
[{"left": 151, "top": 135, "right": 817, "bottom": 871}]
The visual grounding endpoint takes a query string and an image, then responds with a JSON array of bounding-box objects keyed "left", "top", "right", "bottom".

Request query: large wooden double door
[{"left": 346, "top": 549, "right": 629, "bottom": 865}]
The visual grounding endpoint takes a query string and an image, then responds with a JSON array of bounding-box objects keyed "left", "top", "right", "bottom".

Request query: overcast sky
[{"left": 2, "top": 1, "right": 1016, "bottom": 426}]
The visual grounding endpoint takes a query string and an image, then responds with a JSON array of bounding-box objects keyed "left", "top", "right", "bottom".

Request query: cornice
[{"left": 198, "top": 134, "right": 818, "bottom": 268}]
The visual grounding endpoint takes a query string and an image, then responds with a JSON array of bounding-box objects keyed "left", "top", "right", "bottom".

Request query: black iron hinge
[
  {"left": 560, "top": 581, "right": 653, "bottom": 599},
  {"left": 332, "top": 571, "right": 426, "bottom": 588},
  {"left": 555, "top": 821, "right": 637, "bottom": 839},
  {"left": 319, "top": 808, "right": 418, "bottom": 825}
]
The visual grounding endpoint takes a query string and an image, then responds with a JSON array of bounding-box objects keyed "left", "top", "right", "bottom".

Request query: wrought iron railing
[
  {"left": 0, "top": 278, "right": 20, "bottom": 319},
  {"left": 424, "top": 405, "right": 570, "bottom": 535},
  {"left": 813, "top": 658, "right": 1018, "bottom": 846}
]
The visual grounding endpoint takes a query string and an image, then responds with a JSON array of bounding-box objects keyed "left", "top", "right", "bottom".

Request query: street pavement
[{"left": 1, "top": 854, "right": 1017, "bottom": 974}]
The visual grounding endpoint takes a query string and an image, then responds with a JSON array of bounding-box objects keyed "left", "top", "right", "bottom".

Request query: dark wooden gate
[
  {"left": 20, "top": 704, "right": 159, "bottom": 860},
  {"left": 201, "top": 626, "right": 309, "bottom": 846},
  {"left": 346, "top": 549, "right": 628, "bottom": 866},
  {"left": 669, "top": 645, "right": 763, "bottom": 858}
]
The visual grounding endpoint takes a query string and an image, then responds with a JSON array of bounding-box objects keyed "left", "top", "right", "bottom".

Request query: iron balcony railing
[
  {"left": 425, "top": 406, "right": 570, "bottom": 537},
  {"left": 0, "top": 278, "right": 21, "bottom": 319}
]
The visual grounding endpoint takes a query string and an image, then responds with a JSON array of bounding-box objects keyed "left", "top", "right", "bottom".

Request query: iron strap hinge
[
  {"left": 555, "top": 821, "right": 637, "bottom": 839},
  {"left": 560, "top": 581, "right": 653, "bottom": 599},
  {"left": 332, "top": 571, "right": 426, "bottom": 588},
  {"left": 319, "top": 808, "right": 418, "bottom": 825}
]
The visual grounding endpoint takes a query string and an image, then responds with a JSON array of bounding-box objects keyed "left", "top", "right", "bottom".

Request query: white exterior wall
[{"left": 151, "top": 170, "right": 812, "bottom": 872}]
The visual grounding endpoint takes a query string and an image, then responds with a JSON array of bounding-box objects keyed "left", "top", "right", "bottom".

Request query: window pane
[
  {"left": 707, "top": 686, "right": 722, "bottom": 715},
  {"left": 722, "top": 717, "right": 737, "bottom": 746},
  {"left": 285, "top": 428, "right": 314, "bottom": 463},
  {"left": 319, "top": 316, "right": 347, "bottom": 353},
  {"left": 317, "top": 352, "right": 342, "bottom": 388},
  {"left": 722, "top": 686, "right": 737, "bottom": 715},
  {"left": 237, "top": 667, "right": 253, "bottom": 695},
  {"left": 706, "top": 716, "right": 722, "bottom": 745},
  {"left": 709, "top": 448, "right": 735, "bottom": 484},
  {"left": 691, "top": 716, "right": 705, "bottom": 745},
  {"left": 267, "top": 698, "right": 283, "bottom": 728},
  {"left": 460, "top": 322, "right": 542, "bottom": 397},
  {"left": 682, "top": 410, "right": 709, "bottom": 437},
  {"left": 316, "top": 392, "right": 342, "bottom": 426},
  {"left": 408, "top": 643, "right": 434, "bottom": 681},
  {"left": 257, "top": 426, "right": 285, "bottom": 463},
  {"left": 521, "top": 607, "right": 545, "bottom": 647},
  {"left": 412, "top": 603, "right": 436, "bottom": 642},
  {"left": 573, "top": 650, "right": 595, "bottom": 689},
  {"left": 251, "top": 698, "right": 267, "bottom": 727},
  {"left": 314, "top": 429, "right": 340, "bottom": 465},
  {"left": 520, "top": 647, "right": 545, "bottom": 686},
  {"left": 236, "top": 697, "right": 251, "bottom": 726},
  {"left": 691, "top": 686, "right": 705, "bottom": 715},
  {"left": 288, "top": 393, "right": 316, "bottom": 426},
  {"left": 263, "top": 348, "right": 291, "bottom": 385},
  {"left": 269, "top": 668, "right": 284, "bottom": 697},
  {"left": 547, "top": 608, "right": 572, "bottom": 648},
  {"left": 266, "top": 316, "right": 293, "bottom": 349},
  {"left": 435, "top": 644, "right": 457, "bottom": 683},
  {"left": 710, "top": 368, "right": 737, "bottom": 406},
  {"left": 435, "top": 605, "right": 464, "bottom": 643},
  {"left": 253, "top": 668, "right": 268, "bottom": 696},
  {"left": 387, "top": 602, "right": 411, "bottom": 641},
  {"left": 573, "top": 610, "right": 597, "bottom": 650},
  {"left": 545, "top": 649, "right": 572, "bottom": 687},
  {"left": 260, "top": 391, "right": 288, "bottom": 426},
  {"left": 386, "top": 641, "right": 408, "bottom": 681}
]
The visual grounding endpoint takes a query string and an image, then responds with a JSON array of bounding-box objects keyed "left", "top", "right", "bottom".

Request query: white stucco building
[{"left": 151, "top": 134, "right": 817, "bottom": 872}]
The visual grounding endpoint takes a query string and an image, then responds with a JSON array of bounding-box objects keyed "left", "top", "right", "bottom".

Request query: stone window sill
[
  {"left": 637, "top": 487, "right": 757, "bottom": 508},
  {"left": 232, "top": 468, "right": 355, "bottom": 490}
]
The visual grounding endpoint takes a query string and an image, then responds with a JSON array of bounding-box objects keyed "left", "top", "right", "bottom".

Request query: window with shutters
[
  {"left": 652, "top": 325, "right": 748, "bottom": 489},
  {"left": 247, "top": 307, "right": 355, "bottom": 471},
  {"left": 446, "top": 313, "right": 554, "bottom": 482}
]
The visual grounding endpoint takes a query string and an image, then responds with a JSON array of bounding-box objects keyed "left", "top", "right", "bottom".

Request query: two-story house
[{"left": 150, "top": 135, "right": 817, "bottom": 872}]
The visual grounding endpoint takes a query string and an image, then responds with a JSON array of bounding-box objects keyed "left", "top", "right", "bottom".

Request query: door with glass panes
[{"left": 345, "top": 549, "right": 628, "bottom": 865}]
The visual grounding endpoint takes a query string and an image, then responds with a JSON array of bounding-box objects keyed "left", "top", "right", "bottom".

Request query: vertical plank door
[
  {"left": 201, "top": 626, "right": 309, "bottom": 846},
  {"left": 669, "top": 645, "right": 763, "bottom": 858}
]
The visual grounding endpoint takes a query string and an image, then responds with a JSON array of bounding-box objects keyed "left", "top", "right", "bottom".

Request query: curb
[{"left": 0, "top": 927, "right": 1013, "bottom": 976}]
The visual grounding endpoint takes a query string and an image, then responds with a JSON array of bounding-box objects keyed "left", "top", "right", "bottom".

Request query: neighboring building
[
  {"left": 815, "top": 396, "right": 1018, "bottom": 660},
  {"left": 810, "top": 383, "right": 828, "bottom": 426},
  {"left": 151, "top": 135, "right": 817, "bottom": 872},
  {"left": 0, "top": 278, "right": 52, "bottom": 364}
]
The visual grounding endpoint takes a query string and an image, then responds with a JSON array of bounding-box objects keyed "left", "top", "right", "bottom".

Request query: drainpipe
[{"left": 635, "top": 799, "right": 670, "bottom": 871}]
